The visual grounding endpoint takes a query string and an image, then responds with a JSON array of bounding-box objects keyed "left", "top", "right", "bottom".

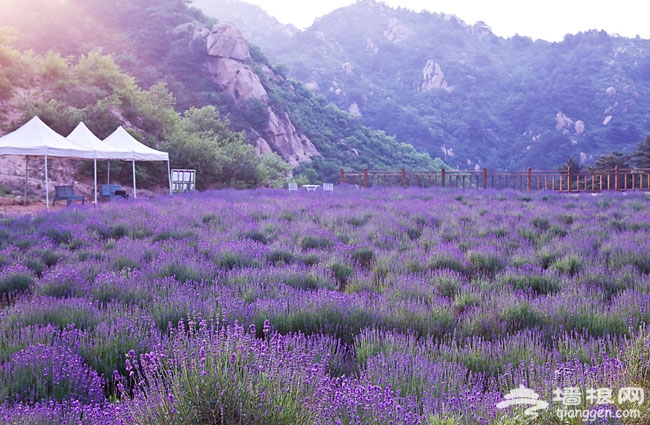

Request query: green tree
[
  {"left": 590, "top": 151, "right": 630, "bottom": 170},
  {"left": 257, "top": 153, "right": 292, "bottom": 187},
  {"left": 630, "top": 136, "right": 650, "bottom": 168},
  {"left": 558, "top": 157, "right": 583, "bottom": 174},
  {"left": 162, "top": 105, "right": 291, "bottom": 189}
]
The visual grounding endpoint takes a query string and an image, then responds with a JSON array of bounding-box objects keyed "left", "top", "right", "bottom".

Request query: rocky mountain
[
  {"left": 0, "top": 0, "right": 441, "bottom": 185},
  {"left": 193, "top": 0, "right": 650, "bottom": 170},
  {"left": 204, "top": 23, "right": 319, "bottom": 167}
]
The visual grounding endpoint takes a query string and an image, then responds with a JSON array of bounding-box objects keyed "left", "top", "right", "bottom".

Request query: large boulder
[
  {"left": 206, "top": 57, "right": 268, "bottom": 102},
  {"left": 205, "top": 23, "right": 319, "bottom": 166},
  {"left": 207, "top": 23, "right": 250, "bottom": 60},
  {"left": 422, "top": 60, "right": 451, "bottom": 92}
]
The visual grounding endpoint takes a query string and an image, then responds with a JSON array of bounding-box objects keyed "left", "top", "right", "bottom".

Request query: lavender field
[{"left": 0, "top": 187, "right": 649, "bottom": 424}]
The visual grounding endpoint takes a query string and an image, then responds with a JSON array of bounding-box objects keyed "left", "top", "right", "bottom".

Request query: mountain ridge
[
  {"left": 0, "top": 0, "right": 443, "bottom": 187},
  {"left": 192, "top": 0, "right": 650, "bottom": 170}
]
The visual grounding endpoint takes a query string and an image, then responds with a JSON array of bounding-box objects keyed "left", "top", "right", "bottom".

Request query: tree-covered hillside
[
  {"left": 0, "top": 0, "right": 443, "bottom": 188},
  {"left": 0, "top": 36, "right": 291, "bottom": 189},
  {"left": 195, "top": 0, "right": 650, "bottom": 171}
]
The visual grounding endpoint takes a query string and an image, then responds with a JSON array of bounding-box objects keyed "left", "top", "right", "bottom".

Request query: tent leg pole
[
  {"left": 45, "top": 155, "right": 49, "bottom": 212},
  {"left": 107, "top": 161, "right": 110, "bottom": 185},
  {"left": 24, "top": 157, "right": 27, "bottom": 206},
  {"left": 94, "top": 159, "right": 98, "bottom": 207},
  {"left": 167, "top": 160, "right": 172, "bottom": 196},
  {"left": 132, "top": 160, "right": 136, "bottom": 199}
]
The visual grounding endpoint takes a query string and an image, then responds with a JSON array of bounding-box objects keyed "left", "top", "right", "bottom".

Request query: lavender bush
[{"left": 0, "top": 187, "right": 648, "bottom": 424}]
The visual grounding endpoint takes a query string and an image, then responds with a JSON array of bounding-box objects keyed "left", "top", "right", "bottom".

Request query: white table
[{"left": 303, "top": 184, "right": 320, "bottom": 192}]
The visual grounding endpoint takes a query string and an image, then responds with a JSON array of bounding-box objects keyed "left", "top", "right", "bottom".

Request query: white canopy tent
[
  {"left": 102, "top": 126, "right": 172, "bottom": 199},
  {"left": 66, "top": 122, "right": 126, "bottom": 206},
  {"left": 0, "top": 116, "right": 96, "bottom": 210}
]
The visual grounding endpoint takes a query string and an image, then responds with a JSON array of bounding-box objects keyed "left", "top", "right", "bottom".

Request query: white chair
[
  {"left": 288, "top": 182, "right": 298, "bottom": 191},
  {"left": 323, "top": 183, "right": 334, "bottom": 192}
]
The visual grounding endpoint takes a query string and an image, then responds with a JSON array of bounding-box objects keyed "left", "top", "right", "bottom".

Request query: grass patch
[
  {"left": 300, "top": 235, "right": 333, "bottom": 250},
  {"left": 0, "top": 273, "right": 34, "bottom": 298}
]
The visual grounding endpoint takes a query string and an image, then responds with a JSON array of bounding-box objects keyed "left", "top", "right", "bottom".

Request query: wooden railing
[{"left": 340, "top": 167, "right": 650, "bottom": 192}]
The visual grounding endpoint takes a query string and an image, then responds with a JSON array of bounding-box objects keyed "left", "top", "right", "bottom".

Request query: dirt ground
[
  {"left": 0, "top": 196, "right": 85, "bottom": 217},
  {"left": 0, "top": 155, "right": 166, "bottom": 218}
]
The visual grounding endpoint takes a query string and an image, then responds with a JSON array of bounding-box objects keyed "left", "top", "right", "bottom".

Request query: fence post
[
  {"left": 527, "top": 168, "right": 532, "bottom": 191},
  {"left": 483, "top": 168, "right": 487, "bottom": 189},
  {"left": 340, "top": 169, "right": 345, "bottom": 184},
  {"left": 441, "top": 168, "right": 446, "bottom": 188},
  {"left": 363, "top": 169, "right": 368, "bottom": 188},
  {"left": 614, "top": 166, "right": 619, "bottom": 191},
  {"left": 401, "top": 168, "right": 406, "bottom": 188},
  {"left": 567, "top": 167, "right": 572, "bottom": 193}
]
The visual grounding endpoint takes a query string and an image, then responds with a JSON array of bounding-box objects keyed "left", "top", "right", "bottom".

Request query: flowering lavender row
[{"left": 0, "top": 187, "right": 648, "bottom": 424}]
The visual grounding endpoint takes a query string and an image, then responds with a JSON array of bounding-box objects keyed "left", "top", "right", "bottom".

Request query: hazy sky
[{"left": 242, "top": 0, "right": 650, "bottom": 42}]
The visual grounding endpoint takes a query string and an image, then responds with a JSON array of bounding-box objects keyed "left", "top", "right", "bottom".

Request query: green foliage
[
  {"left": 630, "top": 135, "right": 650, "bottom": 168},
  {"left": 499, "top": 273, "right": 561, "bottom": 295},
  {"left": 330, "top": 262, "right": 354, "bottom": 287},
  {"left": 299, "top": 235, "right": 334, "bottom": 250},
  {"left": 265, "top": 249, "right": 295, "bottom": 265},
  {"left": 591, "top": 151, "right": 631, "bottom": 170},
  {"left": 163, "top": 106, "right": 291, "bottom": 189},
  {"left": 270, "top": 82, "right": 444, "bottom": 182},
  {"left": 351, "top": 247, "right": 375, "bottom": 269},
  {"left": 0, "top": 273, "right": 34, "bottom": 298},
  {"left": 208, "top": 2, "right": 650, "bottom": 171}
]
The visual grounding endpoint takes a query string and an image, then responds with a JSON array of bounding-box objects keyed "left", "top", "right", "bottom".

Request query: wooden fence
[{"left": 340, "top": 167, "right": 650, "bottom": 192}]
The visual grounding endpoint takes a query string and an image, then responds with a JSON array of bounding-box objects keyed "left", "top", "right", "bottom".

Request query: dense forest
[
  {"left": 2, "top": 0, "right": 650, "bottom": 188},
  {"left": 195, "top": 0, "right": 650, "bottom": 171},
  {"left": 0, "top": 0, "right": 443, "bottom": 188}
]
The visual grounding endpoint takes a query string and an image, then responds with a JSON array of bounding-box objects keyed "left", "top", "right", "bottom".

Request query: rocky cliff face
[
  {"left": 421, "top": 60, "right": 451, "bottom": 93},
  {"left": 205, "top": 23, "right": 319, "bottom": 167}
]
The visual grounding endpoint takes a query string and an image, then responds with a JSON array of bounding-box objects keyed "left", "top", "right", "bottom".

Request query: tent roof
[
  {"left": 0, "top": 116, "right": 96, "bottom": 159},
  {"left": 66, "top": 122, "right": 126, "bottom": 160},
  {"left": 103, "top": 126, "right": 169, "bottom": 161}
]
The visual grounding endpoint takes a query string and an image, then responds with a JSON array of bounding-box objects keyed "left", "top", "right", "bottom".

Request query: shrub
[
  {"left": 351, "top": 247, "right": 375, "bottom": 269},
  {"left": 551, "top": 255, "right": 583, "bottom": 276},
  {"left": 26, "top": 258, "right": 46, "bottom": 278},
  {"left": 300, "top": 254, "right": 320, "bottom": 266},
  {"left": 300, "top": 235, "right": 333, "bottom": 250},
  {"left": 156, "top": 262, "right": 212, "bottom": 284},
  {"left": 214, "top": 251, "right": 258, "bottom": 270},
  {"left": 0, "top": 344, "right": 105, "bottom": 405},
  {"left": 242, "top": 229, "right": 269, "bottom": 244},
  {"left": 501, "top": 303, "right": 545, "bottom": 332},
  {"left": 0, "top": 273, "right": 34, "bottom": 298},
  {"left": 330, "top": 262, "right": 354, "bottom": 289},
  {"left": 499, "top": 272, "right": 561, "bottom": 295},
  {"left": 108, "top": 223, "right": 129, "bottom": 239},
  {"left": 453, "top": 292, "right": 479, "bottom": 313},
  {"left": 266, "top": 249, "right": 295, "bottom": 265},
  {"left": 426, "top": 256, "right": 467, "bottom": 275},
  {"left": 43, "top": 227, "right": 73, "bottom": 245},
  {"left": 467, "top": 251, "right": 505, "bottom": 278},
  {"left": 282, "top": 274, "right": 329, "bottom": 290},
  {"left": 346, "top": 214, "right": 372, "bottom": 227},
  {"left": 531, "top": 216, "right": 550, "bottom": 230},
  {"left": 406, "top": 227, "right": 423, "bottom": 240},
  {"left": 111, "top": 256, "right": 141, "bottom": 272},
  {"left": 6, "top": 297, "right": 100, "bottom": 331},
  {"left": 201, "top": 213, "right": 218, "bottom": 224}
]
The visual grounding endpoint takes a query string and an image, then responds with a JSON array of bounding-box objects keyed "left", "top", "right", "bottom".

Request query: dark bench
[
  {"left": 53, "top": 185, "right": 85, "bottom": 206},
  {"left": 100, "top": 184, "right": 129, "bottom": 202}
]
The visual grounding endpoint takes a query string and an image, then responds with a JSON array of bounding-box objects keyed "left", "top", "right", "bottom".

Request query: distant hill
[
  {"left": 0, "top": 0, "right": 443, "bottom": 186},
  {"left": 193, "top": 0, "right": 650, "bottom": 170}
]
